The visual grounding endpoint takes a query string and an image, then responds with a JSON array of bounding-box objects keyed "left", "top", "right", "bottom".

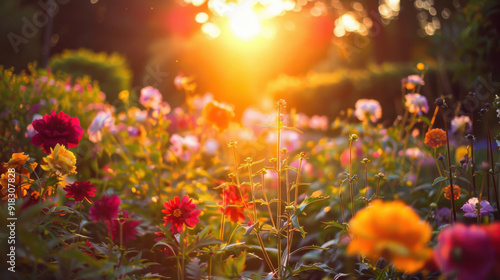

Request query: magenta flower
[
  {"left": 31, "top": 110, "right": 84, "bottom": 154},
  {"left": 461, "top": 197, "right": 495, "bottom": 218},
  {"left": 89, "top": 195, "right": 121, "bottom": 221},
  {"left": 434, "top": 223, "right": 494, "bottom": 280},
  {"left": 112, "top": 210, "right": 140, "bottom": 243},
  {"left": 309, "top": 115, "right": 328, "bottom": 131},
  {"left": 63, "top": 181, "right": 96, "bottom": 203}
]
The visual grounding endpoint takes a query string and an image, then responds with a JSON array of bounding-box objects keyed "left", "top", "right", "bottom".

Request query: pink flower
[
  {"left": 309, "top": 115, "right": 328, "bottom": 131},
  {"left": 354, "top": 99, "right": 382, "bottom": 123},
  {"left": 451, "top": 116, "right": 471, "bottom": 134},
  {"left": 434, "top": 223, "right": 494, "bottom": 280},
  {"left": 402, "top": 75, "right": 425, "bottom": 90},
  {"left": 170, "top": 134, "right": 200, "bottom": 161},
  {"left": 140, "top": 86, "right": 163, "bottom": 109},
  {"left": 405, "top": 93, "right": 429, "bottom": 115}
]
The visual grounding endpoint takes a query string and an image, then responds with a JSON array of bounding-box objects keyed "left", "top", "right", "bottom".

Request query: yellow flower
[
  {"left": 4, "top": 152, "right": 29, "bottom": 168},
  {"left": 416, "top": 62, "right": 425, "bottom": 71},
  {"left": 41, "top": 144, "right": 77, "bottom": 176},
  {"left": 347, "top": 200, "right": 432, "bottom": 273}
]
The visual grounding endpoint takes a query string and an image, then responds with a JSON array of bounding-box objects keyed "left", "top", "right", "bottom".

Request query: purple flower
[
  {"left": 435, "top": 207, "right": 451, "bottom": 226},
  {"left": 461, "top": 198, "right": 495, "bottom": 218},
  {"left": 88, "top": 109, "right": 115, "bottom": 143},
  {"left": 127, "top": 126, "right": 141, "bottom": 138}
]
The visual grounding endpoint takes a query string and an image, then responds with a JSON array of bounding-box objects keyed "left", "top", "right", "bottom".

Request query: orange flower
[
  {"left": 1, "top": 161, "right": 37, "bottom": 198},
  {"left": 347, "top": 200, "right": 432, "bottom": 273},
  {"left": 4, "top": 152, "right": 29, "bottom": 168},
  {"left": 203, "top": 100, "right": 235, "bottom": 131},
  {"left": 424, "top": 128, "right": 447, "bottom": 148},
  {"left": 444, "top": 184, "right": 460, "bottom": 200}
]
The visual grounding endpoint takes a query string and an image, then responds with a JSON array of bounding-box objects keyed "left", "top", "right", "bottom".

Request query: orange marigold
[
  {"left": 424, "top": 128, "right": 447, "bottom": 148},
  {"left": 203, "top": 100, "right": 235, "bottom": 131},
  {"left": 347, "top": 200, "right": 432, "bottom": 273},
  {"left": 444, "top": 184, "right": 461, "bottom": 200}
]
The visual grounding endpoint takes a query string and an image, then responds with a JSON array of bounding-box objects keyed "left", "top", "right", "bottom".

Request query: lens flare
[{"left": 229, "top": 9, "right": 261, "bottom": 39}]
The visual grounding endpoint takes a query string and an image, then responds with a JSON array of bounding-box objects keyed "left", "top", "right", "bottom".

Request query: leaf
[
  {"left": 432, "top": 176, "right": 448, "bottom": 187},
  {"left": 186, "top": 257, "right": 205, "bottom": 280},
  {"left": 290, "top": 245, "right": 327, "bottom": 256},
  {"left": 243, "top": 221, "right": 258, "bottom": 237},
  {"left": 289, "top": 263, "right": 334, "bottom": 277},
  {"left": 323, "top": 221, "right": 345, "bottom": 230}
]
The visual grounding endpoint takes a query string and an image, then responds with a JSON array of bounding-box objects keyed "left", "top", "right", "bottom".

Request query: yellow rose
[{"left": 41, "top": 144, "right": 77, "bottom": 176}]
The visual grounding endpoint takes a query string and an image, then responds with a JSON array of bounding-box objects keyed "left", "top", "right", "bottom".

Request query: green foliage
[{"left": 49, "top": 48, "right": 132, "bottom": 102}]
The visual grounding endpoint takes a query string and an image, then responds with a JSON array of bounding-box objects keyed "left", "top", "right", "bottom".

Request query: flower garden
[{"left": 1, "top": 1, "right": 500, "bottom": 280}]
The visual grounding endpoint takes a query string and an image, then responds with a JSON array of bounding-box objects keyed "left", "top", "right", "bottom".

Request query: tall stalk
[
  {"left": 275, "top": 100, "right": 285, "bottom": 276},
  {"left": 349, "top": 134, "right": 358, "bottom": 218},
  {"left": 439, "top": 98, "right": 457, "bottom": 223}
]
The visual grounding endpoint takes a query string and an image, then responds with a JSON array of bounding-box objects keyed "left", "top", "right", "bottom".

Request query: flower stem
[
  {"left": 443, "top": 112, "right": 457, "bottom": 223},
  {"left": 485, "top": 115, "right": 500, "bottom": 218}
]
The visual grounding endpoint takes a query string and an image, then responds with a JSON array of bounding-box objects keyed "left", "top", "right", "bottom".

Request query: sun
[{"left": 228, "top": 8, "right": 261, "bottom": 40}]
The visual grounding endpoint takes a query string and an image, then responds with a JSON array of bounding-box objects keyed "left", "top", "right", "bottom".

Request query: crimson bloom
[
  {"left": 162, "top": 195, "right": 201, "bottom": 234},
  {"left": 63, "top": 181, "right": 96, "bottom": 203},
  {"left": 112, "top": 210, "right": 141, "bottom": 243},
  {"left": 31, "top": 110, "right": 84, "bottom": 154},
  {"left": 434, "top": 223, "right": 494, "bottom": 280},
  {"left": 89, "top": 195, "right": 121, "bottom": 221}
]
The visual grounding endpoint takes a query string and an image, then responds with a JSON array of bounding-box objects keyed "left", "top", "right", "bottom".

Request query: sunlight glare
[{"left": 229, "top": 9, "right": 261, "bottom": 40}]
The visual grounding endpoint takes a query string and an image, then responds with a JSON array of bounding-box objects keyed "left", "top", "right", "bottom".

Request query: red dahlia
[
  {"left": 31, "top": 110, "right": 84, "bottom": 154},
  {"left": 112, "top": 210, "right": 141, "bottom": 243},
  {"left": 162, "top": 195, "right": 201, "bottom": 234},
  {"left": 89, "top": 194, "right": 121, "bottom": 221},
  {"left": 64, "top": 181, "right": 96, "bottom": 203}
]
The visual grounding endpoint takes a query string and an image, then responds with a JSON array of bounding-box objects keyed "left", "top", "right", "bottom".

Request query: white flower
[{"left": 451, "top": 116, "right": 471, "bottom": 134}]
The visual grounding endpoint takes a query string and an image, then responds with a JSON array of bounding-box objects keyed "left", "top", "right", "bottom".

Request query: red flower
[
  {"left": 162, "top": 195, "right": 201, "bottom": 234},
  {"left": 220, "top": 184, "right": 251, "bottom": 222},
  {"left": 434, "top": 223, "right": 494, "bottom": 280},
  {"left": 484, "top": 223, "right": 500, "bottom": 277},
  {"left": 112, "top": 210, "right": 141, "bottom": 243},
  {"left": 64, "top": 181, "right": 96, "bottom": 203},
  {"left": 31, "top": 110, "right": 84, "bottom": 154},
  {"left": 89, "top": 195, "right": 121, "bottom": 221}
]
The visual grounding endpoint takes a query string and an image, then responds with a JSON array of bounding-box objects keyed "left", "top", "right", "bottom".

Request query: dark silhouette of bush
[{"left": 49, "top": 48, "right": 132, "bottom": 102}]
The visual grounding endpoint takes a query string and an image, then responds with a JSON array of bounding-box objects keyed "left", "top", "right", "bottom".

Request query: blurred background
[{"left": 1, "top": 0, "right": 499, "bottom": 121}]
